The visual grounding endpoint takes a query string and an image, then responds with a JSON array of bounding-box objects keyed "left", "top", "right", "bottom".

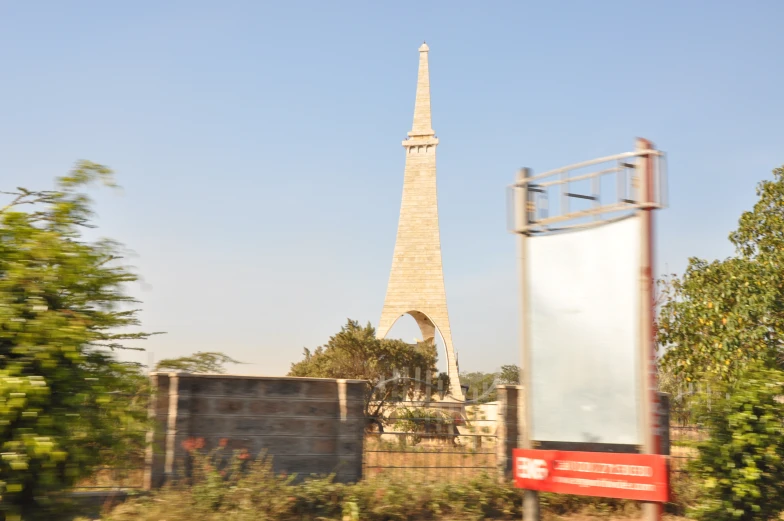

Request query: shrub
[
  {"left": 100, "top": 447, "right": 697, "bottom": 521},
  {"left": 688, "top": 364, "right": 784, "bottom": 521},
  {"left": 0, "top": 163, "right": 154, "bottom": 520}
]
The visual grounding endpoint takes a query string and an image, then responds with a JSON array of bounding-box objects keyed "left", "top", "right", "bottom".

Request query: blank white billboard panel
[{"left": 527, "top": 216, "right": 641, "bottom": 445}]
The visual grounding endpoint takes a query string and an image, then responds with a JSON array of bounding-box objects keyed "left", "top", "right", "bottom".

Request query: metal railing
[
  {"left": 364, "top": 432, "right": 497, "bottom": 481},
  {"left": 507, "top": 146, "right": 667, "bottom": 235},
  {"left": 364, "top": 401, "right": 498, "bottom": 481}
]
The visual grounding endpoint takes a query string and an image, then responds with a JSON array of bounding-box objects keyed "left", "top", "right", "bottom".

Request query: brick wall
[{"left": 144, "top": 373, "right": 366, "bottom": 489}]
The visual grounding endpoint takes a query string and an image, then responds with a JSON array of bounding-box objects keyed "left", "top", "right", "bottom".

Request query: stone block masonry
[
  {"left": 377, "top": 43, "right": 464, "bottom": 400},
  {"left": 144, "top": 373, "right": 366, "bottom": 489}
]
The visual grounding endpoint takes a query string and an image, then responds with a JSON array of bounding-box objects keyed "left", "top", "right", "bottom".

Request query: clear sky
[{"left": 2, "top": 1, "right": 783, "bottom": 376}]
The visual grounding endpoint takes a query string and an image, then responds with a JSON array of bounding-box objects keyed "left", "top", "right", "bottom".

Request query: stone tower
[{"left": 377, "top": 43, "right": 464, "bottom": 401}]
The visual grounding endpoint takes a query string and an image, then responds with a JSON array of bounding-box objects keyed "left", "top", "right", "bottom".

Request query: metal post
[
  {"left": 516, "top": 168, "right": 540, "bottom": 521},
  {"left": 636, "top": 138, "right": 661, "bottom": 521}
]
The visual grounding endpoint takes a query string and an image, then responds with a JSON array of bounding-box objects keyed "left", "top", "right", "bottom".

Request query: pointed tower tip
[{"left": 408, "top": 40, "right": 435, "bottom": 138}]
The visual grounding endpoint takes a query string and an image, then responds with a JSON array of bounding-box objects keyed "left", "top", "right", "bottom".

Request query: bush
[
  {"left": 100, "top": 446, "right": 682, "bottom": 521},
  {"left": 0, "top": 163, "right": 154, "bottom": 520},
  {"left": 688, "top": 364, "right": 784, "bottom": 521},
  {"left": 104, "top": 446, "right": 523, "bottom": 521}
]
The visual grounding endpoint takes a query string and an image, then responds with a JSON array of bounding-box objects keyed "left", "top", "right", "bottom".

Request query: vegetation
[
  {"left": 391, "top": 406, "right": 462, "bottom": 444},
  {"left": 686, "top": 363, "right": 784, "bottom": 521},
  {"left": 2, "top": 152, "right": 781, "bottom": 520},
  {"left": 89, "top": 449, "right": 647, "bottom": 521},
  {"left": 0, "top": 162, "right": 156, "bottom": 519},
  {"left": 656, "top": 165, "right": 784, "bottom": 520},
  {"left": 288, "top": 319, "right": 449, "bottom": 420},
  {"left": 659, "top": 166, "right": 784, "bottom": 384},
  {"left": 460, "top": 365, "right": 520, "bottom": 403},
  {"left": 156, "top": 351, "right": 241, "bottom": 374}
]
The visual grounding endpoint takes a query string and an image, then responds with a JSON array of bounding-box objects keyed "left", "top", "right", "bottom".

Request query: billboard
[
  {"left": 527, "top": 215, "right": 642, "bottom": 446},
  {"left": 513, "top": 449, "right": 668, "bottom": 502}
]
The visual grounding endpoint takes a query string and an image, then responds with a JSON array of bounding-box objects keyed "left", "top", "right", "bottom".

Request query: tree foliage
[
  {"left": 459, "top": 371, "right": 496, "bottom": 402},
  {"left": 288, "top": 319, "right": 446, "bottom": 419},
  {"left": 156, "top": 351, "right": 241, "bottom": 374},
  {"left": 0, "top": 161, "right": 156, "bottom": 518},
  {"left": 460, "top": 365, "right": 520, "bottom": 403},
  {"left": 659, "top": 165, "right": 784, "bottom": 384},
  {"left": 499, "top": 364, "right": 520, "bottom": 385},
  {"left": 688, "top": 363, "right": 784, "bottom": 521},
  {"left": 657, "top": 164, "right": 784, "bottom": 517}
]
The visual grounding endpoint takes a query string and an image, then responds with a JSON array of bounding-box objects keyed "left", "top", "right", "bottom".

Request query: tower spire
[
  {"left": 409, "top": 42, "right": 434, "bottom": 138},
  {"left": 378, "top": 43, "right": 464, "bottom": 401}
]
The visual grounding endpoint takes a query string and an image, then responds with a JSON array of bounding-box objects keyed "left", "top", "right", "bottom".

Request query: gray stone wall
[{"left": 144, "top": 373, "right": 366, "bottom": 489}]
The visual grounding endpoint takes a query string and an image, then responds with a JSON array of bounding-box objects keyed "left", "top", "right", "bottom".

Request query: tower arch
[{"left": 376, "top": 310, "right": 437, "bottom": 344}]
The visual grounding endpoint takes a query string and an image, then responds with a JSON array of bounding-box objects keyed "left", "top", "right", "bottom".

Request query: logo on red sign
[
  {"left": 517, "top": 457, "right": 549, "bottom": 480},
  {"left": 513, "top": 449, "right": 668, "bottom": 502}
]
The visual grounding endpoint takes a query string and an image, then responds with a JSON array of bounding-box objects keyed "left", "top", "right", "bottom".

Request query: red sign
[{"left": 513, "top": 449, "right": 668, "bottom": 502}]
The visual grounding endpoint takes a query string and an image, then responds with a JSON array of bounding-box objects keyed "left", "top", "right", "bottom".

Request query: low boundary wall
[{"left": 143, "top": 373, "right": 366, "bottom": 488}]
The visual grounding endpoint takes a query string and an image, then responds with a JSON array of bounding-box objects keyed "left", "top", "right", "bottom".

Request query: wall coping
[{"left": 148, "top": 372, "right": 367, "bottom": 384}]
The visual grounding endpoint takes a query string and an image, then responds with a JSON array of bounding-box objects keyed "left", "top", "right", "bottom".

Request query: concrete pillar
[
  {"left": 143, "top": 373, "right": 170, "bottom": 490},
  {"left": 496, "top": 385, "right": 522, "bottom": 481},
  {"left": 163, "top": 373, "right": 192, "bottom": 483},
  {"left": 657, "top": 392, "right": 671, "bottom": 456},
  {"left": 335, "top": 379, "right": 365, "bottom": 482}
]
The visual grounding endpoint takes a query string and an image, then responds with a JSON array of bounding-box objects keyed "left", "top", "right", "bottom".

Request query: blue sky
[{"left": 2, "top": 1, "right": 783, "bottom": 376}]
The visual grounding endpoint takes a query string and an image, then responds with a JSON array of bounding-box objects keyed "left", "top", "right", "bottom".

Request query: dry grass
[
  {"left": 669, "top": 445, "right": 698, "bottom": 472},
  {"left": 669, "top": 426, "right": 705, "bottom": 473},
  {"left": 72, "top": 467, "right": 145, "bottom": 491},
  {"left": 543, "top": 513, "right": 687, "bottom": 521}
]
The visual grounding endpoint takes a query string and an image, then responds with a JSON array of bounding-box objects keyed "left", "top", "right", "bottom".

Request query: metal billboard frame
[{"left": 509, "top": 138, "right": 666, "bottom": 521}]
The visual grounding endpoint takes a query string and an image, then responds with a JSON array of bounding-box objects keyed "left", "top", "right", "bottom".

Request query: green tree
[
  {"left": 459, "top": 365, "right": 520, "bottom": 403},
  {"left": 688, "top": 363, "right": 784, "bottom": 521},
  {"left": 288, "top": 319, "right": 445, "bottom": 419},
  {"left": 659, "top": 165, "right": 784, "bottom": 384},
  {"left": 459, "top": 371, "right": 497, "bottom": 403},
  {"left": 0, "top": 161, "right": 156, "bottom": 518},
  {"left": 499, "top": 364, "right": 521, "bottom": 385},
  {"left": 156, "top": 351, "right": 241, "bottom": 374}
]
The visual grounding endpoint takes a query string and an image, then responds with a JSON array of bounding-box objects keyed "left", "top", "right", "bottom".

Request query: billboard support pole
[
  {"left": 637, "top": 138, "right": 662, "bottom": 521},
  {"left": 516, "top": 167, "right": 540, "bottom": 521}
]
